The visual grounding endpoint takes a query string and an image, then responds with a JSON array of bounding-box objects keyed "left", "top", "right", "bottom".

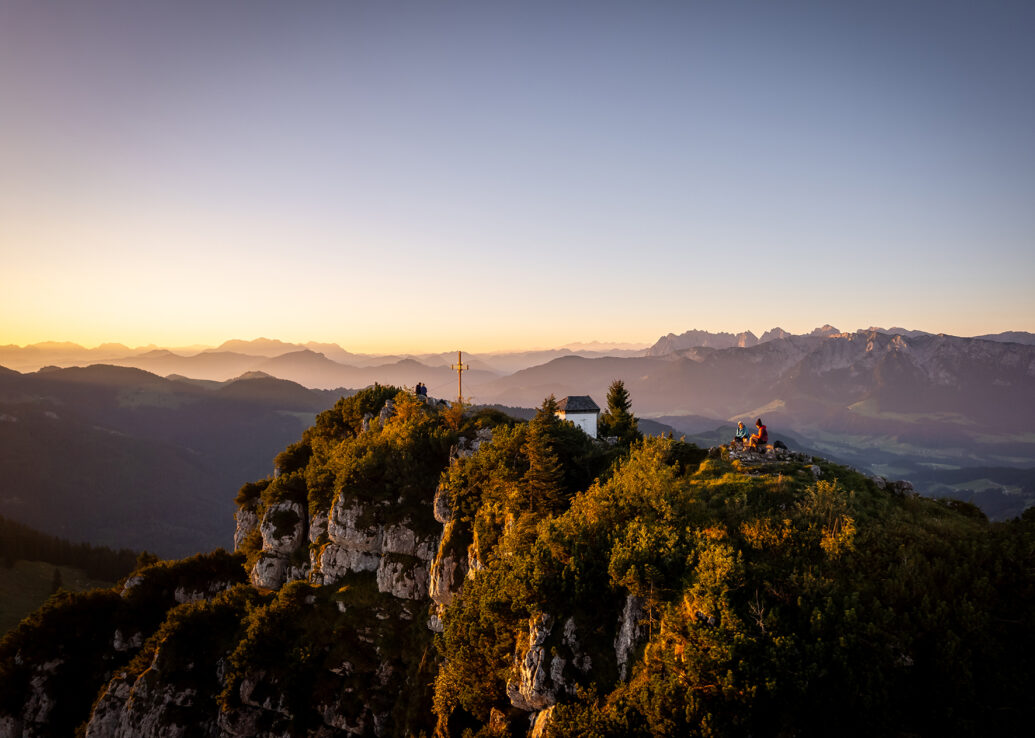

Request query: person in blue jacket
[{"left": 733, "top": 421, "right": 750, "bottom": 444}]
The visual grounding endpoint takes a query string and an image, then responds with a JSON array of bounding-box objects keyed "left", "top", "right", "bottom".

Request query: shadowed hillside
[{"left": 0, "top": 365, "right": 352, "bottom": 556}]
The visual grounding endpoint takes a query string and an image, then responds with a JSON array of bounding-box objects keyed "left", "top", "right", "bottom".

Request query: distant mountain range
[
  {"left": 2, "top": 326, "right": 1034, "bottom": 554},
  {"left": 3, "top": 328, "right": 1032, "bottom": 383},
  {"left": 645, "top": 325, "right": 1035, "bottom": 356},
  {"left": 473, "top": 330, "right": 1035, "bottom": 469},
  {"left": 0, "top": 365, "right": 348, "bottom": 557},
  {"left": 0, "top": 339, "right": 645, "bottom": 386}
]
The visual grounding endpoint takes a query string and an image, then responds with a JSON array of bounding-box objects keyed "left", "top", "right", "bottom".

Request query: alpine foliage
[{"left": 0, "top": 385, "right": 1032, "bottom": 737}]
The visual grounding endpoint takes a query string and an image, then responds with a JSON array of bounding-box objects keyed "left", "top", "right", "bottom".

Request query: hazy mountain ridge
[
  {"left": 4, "top": 328, "right": 1031, "bottom": 388},
  {"left": 0, "top": 365, "right": 352, "bottom": 556},
  {"left": 0, "top": 339, "right": 646, "bottom": 378},
  {"left": 645, "top": 325, "right": 1035, "bottom": 357},
  {"left": 471, "top": 332, "right": 1035, "bottom": 485},
  {"left": 4, "top": 328, "right": 1035, "bottom": 498},
  {"left": 480, "top": 331, "right": 1035, "bottom": 425}
]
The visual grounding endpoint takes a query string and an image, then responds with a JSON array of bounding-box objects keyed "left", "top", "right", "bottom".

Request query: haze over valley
[{"left": 3, "top": 324, "right": 1034, "bottom": 557}]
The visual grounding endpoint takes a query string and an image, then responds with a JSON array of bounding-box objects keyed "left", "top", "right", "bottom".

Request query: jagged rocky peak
[
  {"left": 648, "top": 325, "right": 856, "bottom": 357},
  {"left": 810, "top": 323, "right": 841, "bottom": 337},
  {"left": 648, "top": 329, "right": 761, "bottom": 356},
  {"left": 760, "top": 326, "right": 792, "bottom": 342}
]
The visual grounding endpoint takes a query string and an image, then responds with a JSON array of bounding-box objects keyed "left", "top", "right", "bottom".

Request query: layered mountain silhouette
[
  {"left": 0, "top": 366, "right": 347, "bottom": 557},
  {"left": 2, "top": 326, "right": 1033, "bottom": 543},
  {"left": 477, "top": 331, "right": 1034, "bottom": 424}
]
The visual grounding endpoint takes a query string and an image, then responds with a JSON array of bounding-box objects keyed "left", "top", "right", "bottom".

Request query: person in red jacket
[{"left": 748, "top": 418, "right": 768, "bottom": 450}]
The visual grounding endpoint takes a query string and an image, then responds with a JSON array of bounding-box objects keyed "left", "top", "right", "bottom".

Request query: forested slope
[{"left": 1, "top": 387, "right": 1032, "bottom": 737}]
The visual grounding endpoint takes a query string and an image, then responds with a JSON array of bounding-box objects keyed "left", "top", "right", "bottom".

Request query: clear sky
[{"left": 2, "top": 0, "right": 1033, "bottom": 353}]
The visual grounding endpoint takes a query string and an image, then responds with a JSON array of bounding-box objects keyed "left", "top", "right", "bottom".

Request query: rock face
[
  {"left": 502, "top": 611, "right": 595, "bottom": 715},
  {"left": 259, "top": 501, "right": 306, "bottom": 555},
  {"left": 449, "top": 427, "right": 494, "bottom": 460},
  {"left": 507, "top": 614, "right": 561, "bottom": 712},
  {"left": 85, "top": 665, "right": 204, "bottom": 738},
  {"left": 428, "top": 522, "right": 466, "bottom": 607},
  {"left": 0, "top": 659, "right": 61, "bottom": 737},
  {"left": 246, "top": 500, "right": 308, "bottom": 589},
  {"left": 321, "top": 498, "right": 439, "bottom": 599},
  {"left": 530, "top": 706, "right": 557, "bottom": 738},
  {"left": 6, "top": 551, "right": 248, "bottom": 738},
  {"left": 615, "top": 595, "right": 645, "bottom": 681},
  {"left": 233, "top": 508, "right": 258, "bottom": 551},
  {"left": 243, "top": 489, "right": 440, "bottom": 598}
]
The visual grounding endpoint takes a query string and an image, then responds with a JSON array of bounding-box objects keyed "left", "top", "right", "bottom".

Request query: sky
[{"left": 2, "top": 0, "right": 1033, "bottom": 353}]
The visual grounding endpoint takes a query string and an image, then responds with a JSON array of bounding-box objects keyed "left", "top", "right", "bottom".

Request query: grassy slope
[{"left": 0, "top": 561, "right": 111, "bottom": 635}]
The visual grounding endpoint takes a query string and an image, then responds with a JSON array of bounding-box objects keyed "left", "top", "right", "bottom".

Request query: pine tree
[
  {"left": 521, "top": 396, "right": 565, "bottom": 512},
  {"left": 599, "top": 379, "right": 641, "bottom": 445}
]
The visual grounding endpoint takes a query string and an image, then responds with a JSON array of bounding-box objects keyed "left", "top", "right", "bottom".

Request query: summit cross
[{"left": 450, "top": 350, "right": 469, "bottom": 403}]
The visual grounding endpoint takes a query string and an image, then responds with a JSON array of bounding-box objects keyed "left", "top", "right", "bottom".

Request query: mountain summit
[{"left": 2, "top": 387, "right": 1033, "bottom": 736}]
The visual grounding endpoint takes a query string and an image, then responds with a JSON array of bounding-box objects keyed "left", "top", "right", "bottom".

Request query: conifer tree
[
  {"left": 521, "top": 396, "right": 565, "bottom": 511},
  {"left": 599, "top": 379, "right": 641, "bottom": 445}
]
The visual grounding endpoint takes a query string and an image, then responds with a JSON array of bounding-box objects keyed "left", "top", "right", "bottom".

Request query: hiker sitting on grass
[
  {"left": 748, "top": 418, "right": 768, "bottom": 450},
  {"left": 733, "top": 421, "right": 750, "bottom": 444}
]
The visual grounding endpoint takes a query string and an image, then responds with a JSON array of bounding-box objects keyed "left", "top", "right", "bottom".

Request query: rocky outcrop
[
  {"left": 429, "top": 522, "right": 467, "bottom": 608},
  {"left": 259, "top": 501, "right": 306, "bottom": 555},
  {"left": 432, "top": 484, "right": 451, "bottom": 524},
  {"left": 233, "top": 507, "right": 259, "bottom": 551},
  {"left": 84, "top": 668, "right": 205, "bottom": 738},
  {"left": 507, "top": 614, "right": 562, "bottom": 712},
  {"left": 112, "top": 630, "right": 144, "bottom": 652},
  {"left": 378, "top": 398, "right": 395, "bottom": 425},
  {"left": 318, "top": 497, "right": 439, "bottom": 599},
  {"left": 174, "top": 581, "right": 236, "bottom": 604},
  {"left": 723, "top": 442, "right": 811, "bottom": 466},
  {"left": 328, "top": 502, "right": 383, "bottom": 553},
  {"left": 870, "top": 475, "right": 916, "bottom": 497},
  {"left": 563, "top": 616, "right": 592, "bottom": 673},
  {"left": 426, "top": 427, "right": 494, "bottom": 632},
  {"left": 376, "top": 554, "right": 430, "bottom": 600},
  {"left": 0, "top": 658, "right": 62, "bottom": 737},
  {"left": 248, "top": 490, "right": 439, "bottom": 598},
  {"left": 530, "top": 706, "right": 557, "bottom": 738},
  {"left": 249, "top": 553, "right": 289, "bottom": 590},
  {"left": 449, "top": 427, "right": 494, "bottom": 460},
  {"left": 247, "top": 500, "right": 308, "bottom": 589},
  {"left": 317, "top": 543, "right": 380, "bottom": 581},
  {"left": 309, "top": 512, "right": 328, "bottom": 543},
  {"left": 615, "top": 595, "right": 644, "bottom": 680}
]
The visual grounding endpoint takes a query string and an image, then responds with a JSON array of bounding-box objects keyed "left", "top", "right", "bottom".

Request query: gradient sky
[{"left": 2, "top": 0, "right": 1033, "bottom": 353}]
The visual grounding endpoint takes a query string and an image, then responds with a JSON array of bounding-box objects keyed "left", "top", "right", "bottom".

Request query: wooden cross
[{"left": 450, "top": 350, "right": 469, "bottom": 403}]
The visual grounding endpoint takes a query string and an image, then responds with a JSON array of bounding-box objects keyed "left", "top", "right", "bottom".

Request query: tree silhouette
[
  {"left": 521, "top": 396, "right": 565, "bottom": 512},
  {"left": 599, "top": 379, "right": 641, "bottom": 446}
]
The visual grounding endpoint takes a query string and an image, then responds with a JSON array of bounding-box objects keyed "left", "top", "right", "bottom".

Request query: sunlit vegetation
[{"left": 1, "top": 384, "right": 1032, "bottom": 736}]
